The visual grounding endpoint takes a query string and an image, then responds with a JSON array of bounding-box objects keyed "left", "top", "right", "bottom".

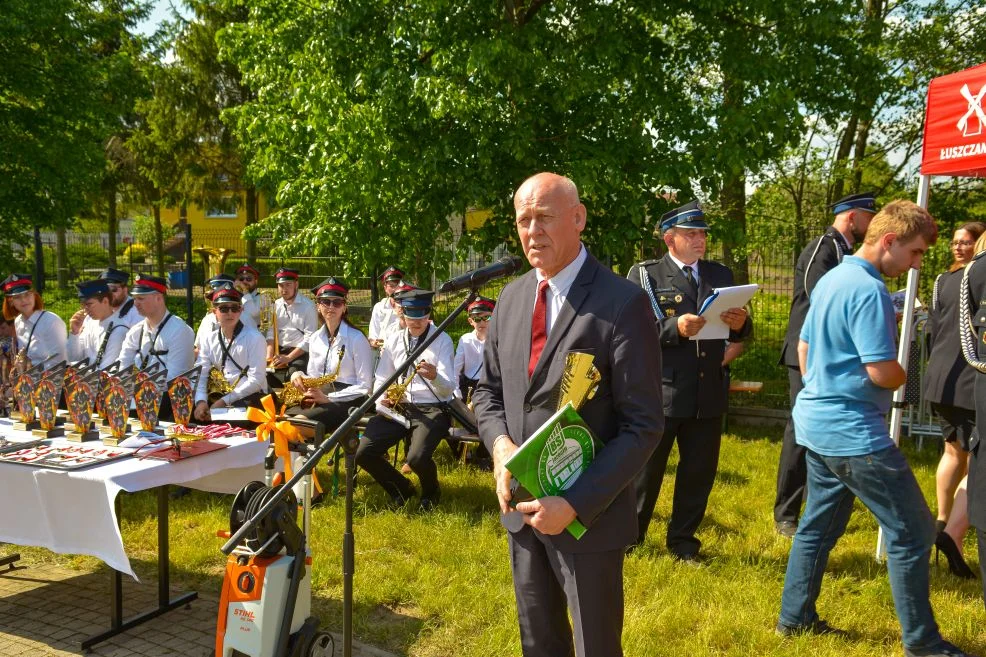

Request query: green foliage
[
  {"left": 132, "top": 213, "right": 176, "bottom": 247},
  {"left": 0, "top": 0, "right": 150, "bottom": 232}
]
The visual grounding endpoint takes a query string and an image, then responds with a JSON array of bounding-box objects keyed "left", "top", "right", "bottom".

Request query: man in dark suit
[
  {"left": 473, "top": 172, "right": 664, "bottom": 657},
  {"left": 628, "top": 201, "right": 752, "bottom": 563},
  {"left": 774, "top": 192, "right": 877, "bottom": 537}
]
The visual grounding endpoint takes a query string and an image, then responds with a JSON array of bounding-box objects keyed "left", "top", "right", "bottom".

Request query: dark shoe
[
  {"left": 775, "top": 520, "right": 798, "bottom": 539},
  {"left": 419, "top": 488, "right": 441, "bottom": 511},
  {"left": 310, "top": 492, "right": 325, "bottom": 508},
  {"left": 387, "top": 486, "right": 416, "bottom": 509},
  {"left": 934, "top": 531, "right": 976, "bottom": 579},
  {"left": 904, "top": 640, "right": 979, "bottom": 657},
  {"left": 671, "top": 552, "right": 706, "bottom": 568},
  {"left": 775, "top": 619, "right": 848, "bottom": 639}
]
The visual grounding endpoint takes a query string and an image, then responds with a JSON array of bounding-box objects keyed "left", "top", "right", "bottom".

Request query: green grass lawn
[{"left": 11, "top": 425, "right": 985, "bottom": 657}]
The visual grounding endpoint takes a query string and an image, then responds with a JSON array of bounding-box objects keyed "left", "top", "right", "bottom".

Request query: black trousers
[
  {"left": 774, "top": 366, "right": 807, "bottom": 524},
  {"left": 266, "top": 347, "right": 310, "bottom": 386},
  {"left": 355, "top": 405, "right": 450, "bottom": 500},
  {"left": 509, "top": 525, "right": 624, "bottom": 657},
  {"left": 292, "top": 395, "right": 366, "bottom": 435},
  {"left": 634, "top": 415, "right": 722, "bottom": 556}
]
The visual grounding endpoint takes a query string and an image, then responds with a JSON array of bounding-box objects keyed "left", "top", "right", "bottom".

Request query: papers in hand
[{"left": 692, "top": 283, "right": 758, "bottom": 340}]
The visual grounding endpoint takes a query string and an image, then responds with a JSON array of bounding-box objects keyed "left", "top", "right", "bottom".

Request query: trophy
[
  {"left": 167, "top": 366, "right": 201, "bottom": 428},
  {"left": 95, "top": 362, "right": 123, "bottom": 427},
  {"left": 11, "top": 362, "right": 44, "bottom": 431},
  {"left": 100, "top": 368, "right": 136, "bottom": 445},
  {"left": 32, "top": 361, "right": 67, "bottom": 438},
  {"left": 553, "top": 352, "right": 602, "bottom": 411},
  {"left": 132, "top": 363, "right": 168, "bottom": 432},
  {"left": 65, "top": 364, "right": 100, "bottom": 442}
]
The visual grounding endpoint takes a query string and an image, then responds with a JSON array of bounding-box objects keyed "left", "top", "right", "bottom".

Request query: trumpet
[
  {"left": 280, "top": 345, "right": 346, "bottom": 408},
  {"left": 263, "top": 292, "right": 282, "bottom": 368}
]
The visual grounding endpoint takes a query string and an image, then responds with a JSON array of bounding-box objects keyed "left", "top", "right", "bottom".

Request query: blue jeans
[{"left": 779, "top": 446, "right": 940, "bottom": 650}]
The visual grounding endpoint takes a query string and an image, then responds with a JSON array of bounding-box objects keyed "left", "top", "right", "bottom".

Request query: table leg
[{"left": 80, "top": 486, "right": 198, "bottom": 650}]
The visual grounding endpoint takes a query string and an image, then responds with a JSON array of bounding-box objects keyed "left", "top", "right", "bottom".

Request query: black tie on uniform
[{"left": 683, "top": 265, "right": 698, "bottom": 294}]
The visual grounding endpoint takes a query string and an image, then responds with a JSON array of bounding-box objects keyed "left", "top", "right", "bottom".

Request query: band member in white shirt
[
  {"left": 266, "top": 267, "right": 318, "bottom": 381},
  {"left": 286, "top": 277, "right": 373, "bottom": 432},
  {"left": 453, "top": 296, "right": 494, "bottom": 402},
  {"left": 193, "top": 283, "right": 269, "bottom": 422},
  {"left": 99, "top": 268, "right": 141, "bottom": 328},
  {"left": 2, "top": 273, "right": 67, "bottom": 371},
  {"left": 356, "top": 288, "right": 455, "bottom": 510},
  {"left": 369, "top": 265, "right": 404, "bottom": 349},
  {"left": 67, "top": 279, "right": 128, "bottom": 370},
  {"left": 119, "top": 275, "right": 195, "bottom": 420},
  {"left": 234, "top": 264, "right": 263, "bottom": 329},
  {"left": 195, "top": 274, "right": 236, "bottom": 349}
]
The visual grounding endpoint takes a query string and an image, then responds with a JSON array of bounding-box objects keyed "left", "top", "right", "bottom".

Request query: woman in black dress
[{"left": 925, "top": 221, "right": 985, "bottom": 578}]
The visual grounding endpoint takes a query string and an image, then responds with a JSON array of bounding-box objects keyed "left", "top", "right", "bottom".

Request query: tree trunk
[
  {"left": 107, "top": 185, "right": 118, "bottom": 268},
  {"left": 245, "top": 185, "right": 257, "bottom": 264},
  {"left": 830, "top": 114, "right": 858, "bottom": 203},
  {"left": 56, "top": 227, "right": 69, "bottom": 289},
  {"left": 720, "top": 171, "right": 748, "bottom": 285},
  {"left": 153, "top": 205, "right": 165, "bottom": 277}
]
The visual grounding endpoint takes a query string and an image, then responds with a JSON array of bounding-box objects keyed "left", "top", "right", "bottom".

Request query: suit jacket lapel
[
  {"left": 661, "top": 255, "right": 698, "bottom": 305},
  {"left": 517, "top": 272, "right": 537, "bottom": 379},
  {"left": 529, "top": 255, "right": 598, "bottom": 384},
  {"left": 696, "top": 260, "right": 714, "bottom": 305}
]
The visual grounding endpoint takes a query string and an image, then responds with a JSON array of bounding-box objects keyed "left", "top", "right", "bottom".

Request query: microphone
[{"left": 438, "top": 256, "right": 524, "bottom": 293}]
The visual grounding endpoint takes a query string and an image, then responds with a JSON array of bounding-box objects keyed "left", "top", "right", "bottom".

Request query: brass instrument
[
  {"left": 207, "top": 366, "right": 236, "bottom": 403},
  {"left": 280, "top": 345, "right": 346, "bottom": 408},
  {"left": 267, "top": 294, "right": 281, "bottom": 368},
  {"left": 192, "top": 246, "right": 237, "bottom": 280},
  {"left": 383, "top": 362, "right": 420, "bottom": 414}
]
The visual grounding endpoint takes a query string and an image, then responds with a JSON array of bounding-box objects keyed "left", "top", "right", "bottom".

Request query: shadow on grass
[{"left": 715, "top": 468, "right": 750, "bottom": 487}]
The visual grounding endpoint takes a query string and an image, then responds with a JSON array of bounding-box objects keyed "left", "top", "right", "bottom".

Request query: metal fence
[{"left": 13, "top": 218, "right": 953, "bottom": 417}]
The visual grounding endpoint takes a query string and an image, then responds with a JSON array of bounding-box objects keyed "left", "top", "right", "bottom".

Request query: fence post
[
  {"left": 185, "top": 223, "right": 194, "bottom": 326},
  {"left": 33, "top": 226, "right": 44, "bottom": 294}
]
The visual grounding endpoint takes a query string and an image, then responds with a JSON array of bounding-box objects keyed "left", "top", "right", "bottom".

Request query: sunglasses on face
[
  {"left": 471, "top": 315, "right": 491, "bottom": 322},
  {"left": 317, "top": 298, "right": 346, "bottom": 308},
  {"left": 236, "top": 275, "right": 255, "bottom": 282},
  {"left": 216, "top": 305, "right": 242, "bottom": 314},
  {"left": 107, "top": 284, "right": 122, "bottom": 292}
]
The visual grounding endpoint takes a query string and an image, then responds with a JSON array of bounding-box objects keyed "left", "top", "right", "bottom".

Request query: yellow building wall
[{"left": 159, "top": 190, "right": 273, "bottom": 254}]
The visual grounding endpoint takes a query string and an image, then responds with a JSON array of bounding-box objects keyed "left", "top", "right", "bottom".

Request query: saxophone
[
  {"left": 280, "top": 345, "right": 346, "bottom": 408},
  {"left": 383, "top": 363, "right": 420, "bottom": 416},
  {"left": 207, "top": 366, "right": 235, "bottom": 402}
]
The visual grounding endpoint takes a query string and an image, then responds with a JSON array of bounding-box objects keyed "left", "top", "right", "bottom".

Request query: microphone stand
[{"left": 221, "top": 288, "right": 480, "bottom": 657}]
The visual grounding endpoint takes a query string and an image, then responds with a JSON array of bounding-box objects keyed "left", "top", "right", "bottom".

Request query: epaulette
[
  {"left": 636, "top": 259, "right": 660, "bottom": 267},
  {"left": 973, "top": 250, "right": 986, "bottom": 262}
]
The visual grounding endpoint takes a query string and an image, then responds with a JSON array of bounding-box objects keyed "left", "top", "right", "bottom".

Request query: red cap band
[{"left": 135, "top": 278, "right": 167, "bottom": 294}]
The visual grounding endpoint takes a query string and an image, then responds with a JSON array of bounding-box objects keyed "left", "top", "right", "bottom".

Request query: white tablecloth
[{"left": 0, "top": 418, "right": 267, "bottom": 579}]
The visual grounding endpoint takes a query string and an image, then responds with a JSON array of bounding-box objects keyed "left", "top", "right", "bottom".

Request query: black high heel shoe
[{"left": 934, "top": 531, "right": 976, "bottom": 580}]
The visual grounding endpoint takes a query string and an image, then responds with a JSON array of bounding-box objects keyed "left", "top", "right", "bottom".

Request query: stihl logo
[{"left": 234, "top": 609, "right": 256, "bottom": 622}]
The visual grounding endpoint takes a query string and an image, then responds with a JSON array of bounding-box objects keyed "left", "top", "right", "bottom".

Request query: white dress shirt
[
  {"left": 305, "top": 322, "right": 374, "bottom": 401},
  {"left": 114, "top": 297, "right": 142, "bottom": 329},
  {"left": 374, "top": 325, "right": 455, "bottom": 407},
  {"left": 453, "top": 331, "right": 485, "bottom": 398},
  {"left": 240, "top": 291, "right": 261, "bottom": 330},
  {"left": 194, "top": 323, "right": 269, "bottom": 405},
  {"left": 119, "top": 312, "right": 196, "bottom": 380},
  {"left": 534, "top": 243, "right": 588, "bottom": 335},
  {"left": 195, "top": 313, "right": 218, "bottom": 348},
  {"left": 369, "top": 297, "right": 400, "bottom": 341},
  {"left": 267, "top": 295, "right": 318, "bottom": 351},
  {"left": 67, "top": 315, "right": 127, "bottom": 370},
  {"left": 15, "top": 310, "right": 67, "bottom": 370}
]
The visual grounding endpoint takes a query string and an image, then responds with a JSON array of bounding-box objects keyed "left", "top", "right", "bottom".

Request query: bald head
[{"left": 514, "top": 172, "right": 586, "bottom": 278}]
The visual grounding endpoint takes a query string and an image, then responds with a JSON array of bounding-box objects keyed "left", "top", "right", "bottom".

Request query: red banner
[{"left": 921, "top": 62, "right": 986, "bottom": 178}]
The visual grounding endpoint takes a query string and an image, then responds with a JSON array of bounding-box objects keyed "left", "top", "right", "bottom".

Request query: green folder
[{"left": 504, "top": 402, "right": 603, "bottom": 539}]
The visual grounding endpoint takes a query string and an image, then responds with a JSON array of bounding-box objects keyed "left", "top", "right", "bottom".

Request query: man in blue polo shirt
[{"left": 777, "top": 200, "right": 975, "bottom": 657}]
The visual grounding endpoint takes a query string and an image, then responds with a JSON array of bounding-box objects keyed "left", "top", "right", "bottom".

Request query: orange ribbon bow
[{"left": 247, "top": 394, "right": 322, "bottom": 494}]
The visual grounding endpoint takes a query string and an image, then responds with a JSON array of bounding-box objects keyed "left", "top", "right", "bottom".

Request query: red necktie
[{"left": 529, "top": 280, "right": 549, "bottom": 377}]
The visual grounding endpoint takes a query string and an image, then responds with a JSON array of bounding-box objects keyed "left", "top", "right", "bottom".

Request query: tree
[
  {"left": 220, "top": 0, "right": 702, "bottom": 280},
  {"left": 0, "top": 0, "right": 150, "bottom": 271}
]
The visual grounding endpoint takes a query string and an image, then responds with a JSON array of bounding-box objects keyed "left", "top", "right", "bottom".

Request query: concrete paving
[{"left": 0, "top": 557, "right": 396, "bottom": 657}]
